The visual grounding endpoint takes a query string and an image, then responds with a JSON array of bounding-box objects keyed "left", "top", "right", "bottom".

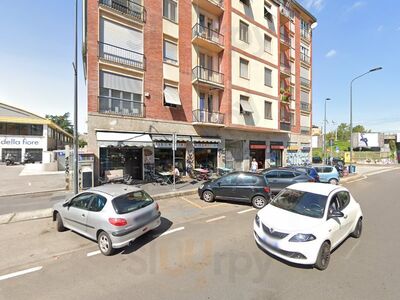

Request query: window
[
  {"left": 163, "top": 40, "right": 178, "bottom": 64},
  {"left": 6, "top": 123, "right": 19, "bottom": 135},
  {"left": 88, "top": 194, "right": 107, "bottom": 212},
  {"left": 237, "top": 174, "right": 260, "bottom": 186},
  {"left": 112, "top": 191, "right": 154, "bottom": 214},
  {"left": 264, "top": 34, "right": 272, "bottom": 53},
  {"left": 218, "top": 173, "right": 238, "bottom": 186},
  {"left": 70, "top": 193, "right": 94, "bottom": 210},
  {"left": 163, "top": 84, "right": 181, "bottom": 107},
  {"left": 239, "top": 58, "right": 249, "bottom": 79},
  {"left": 279, "top": 171, "right": 296, "bottom": 178},
  {"left": 163, "top": 0, "right": 177, "bottom": 22},
  {"left": 301, "top": 91, "right": 309, "bottom": 103},
  {"left": 264, "top": 170, "right": 279, "bottom": 178},
  {"left": 290, "top": 112, "right": 295, "bottom": 126},
  {"left": 240, "top": 0, "right": 250, "bottom": 6},
  {"left": 264, "top": 67, "right": 272, "bottom": 86},
  {"left": 31, "top": 125, "right": 43, "bottom": 136},
  {"left": 0, "top": 123, "right": 5, "bottom": 134},
  {"left": 264, "top": 101, "right": 272, "bottom": 119},
  {"left": 264, "top": 2, "right": 274, "bottom": 30},
  {"left": 239, "top": 21, "right": 249, "bottom": 43},
  {"left": 301, "top": 19, "right": 310, "bottom": 38},
  {"left": 240, "top": 95, "right": 253, "bottom": 114}
]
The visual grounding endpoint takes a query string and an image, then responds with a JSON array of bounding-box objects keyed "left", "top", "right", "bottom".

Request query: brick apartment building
[{"left": 83, "top": 0, "right": 316, "bottom": 180}]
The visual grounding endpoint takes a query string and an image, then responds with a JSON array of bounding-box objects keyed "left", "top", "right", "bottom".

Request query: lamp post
[
  {"left": 73, "top": 0, "right": 79, "bottom": 194},
  {"left": 349, "top": 67, "right": 382, "bottom": 172},
  {"left": 323, "top": 98, "right": 331, "bottom": 164}
]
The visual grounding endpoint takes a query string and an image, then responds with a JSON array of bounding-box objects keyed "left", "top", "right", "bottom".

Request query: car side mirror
[
  {"left": 62, "top": 201, "right": 71, "bottom": 207},
  {"left": 328, "top": 210, "right": 344, "bottom": 219}
]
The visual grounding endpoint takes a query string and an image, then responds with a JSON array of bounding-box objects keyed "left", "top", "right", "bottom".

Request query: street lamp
[
  {"left": 349, "top": 67, "right": 382, "bottom": 172},
  {"left": 323, "top": 98, "right": 331, "bottom": 164}
]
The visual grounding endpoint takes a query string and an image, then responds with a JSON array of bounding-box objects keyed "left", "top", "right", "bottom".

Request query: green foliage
[
  {"left": 79, "top": 138, "right": 87, "bottom": 148},
  {"left": 46, "top": 113, "right": 73, "bottom": 135}
]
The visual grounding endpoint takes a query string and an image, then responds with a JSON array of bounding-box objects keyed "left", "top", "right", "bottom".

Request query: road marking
[
  {"left": 0, "top": 266, "right": 43, "bottom": 281},
  {"left": 345, "top": 240, "right": 360, "bottom": 259},
  {"left": 87, "top": 250, "right": 101, "bottom": 257},
  {"left": 206, "top": 216, "right": 226, "bottom": 223},
  {"left": 181, "top": 197, "right": 203, "bottom": 209},
  {"left": 344, "top": 175, "right": 368, "bottom": 184},
  {"left": 159, "top": 226, "right": 185, "bottom": 237},
  {"left": 237, "top": 208, "right": 255, "bottom": 214}
]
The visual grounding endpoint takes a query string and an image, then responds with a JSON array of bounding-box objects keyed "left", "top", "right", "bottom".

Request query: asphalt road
[{"left": 0, "top": 170, "right": 400, "bottom": 300}]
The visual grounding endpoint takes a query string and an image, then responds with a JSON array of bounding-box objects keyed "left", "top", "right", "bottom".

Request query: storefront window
[
  {"left": 194, "top": 148, "right": 217, "bottom": 171},
  {"left": 30, "top": 125, "right": 43, "bottom": 136},
  {"left": 154, "top": 148, "right": 186, "bottom": 173},
  {"left": 100, "top": 147, "right": 143, "bottom": 180},
  {"left": 0, "top": 123, "right": 6, "bottom": 135},
  {"left": 6, "top": 123, "right": 19, "bottom": 135}
]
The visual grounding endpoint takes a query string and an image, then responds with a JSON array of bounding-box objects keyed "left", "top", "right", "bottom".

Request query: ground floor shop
[{"left": 0, "top": 136, "right": 46, "bottom": 163}]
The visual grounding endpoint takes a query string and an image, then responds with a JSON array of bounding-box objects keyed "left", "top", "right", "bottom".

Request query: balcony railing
[
  {"left": 300, "top": 76, "right": 311, "bottom": 88},
  {"left": 280, "top": 121, "right": 291, "bottom": 131},
  {"left": 192, "top": 23, "right": 224, "bottom": 47},
  {"left": 301, "top": 126, "right": 311, "bottom": 135},
  {"left": 99, "top": 0, "right": 146, "bottom": 23},
  {"left": 99, "top": 96, "right": 145, "bottom": 117},
  {"left": 280, "top": 31, "right": 291, "bottom": 46},
  {"left": 193, "top": 109, "right": 225, "bottom": 125},
  {"left": 207, "top": 0, "right": 224, "bottom": 9},
  {"left": 301, "top": 102, "right": 311, "bottom": 112},
  {"left": 279, "top": 4, "right": 293, "bottom": 20},
  {"left": 280, "top": 61, "right": 291, "bottom": 75},
  {"left": 300, "top": 52, "right": 311, "bottom": 64},
  {"left": 301, "top": 29, "right": 310, "bottom": 40},
  {"left": 99, "top": 41, "right": 145, "bottom": 70},
  {"left": 192, "top": 66, "right": 224, "bottom": 86}
]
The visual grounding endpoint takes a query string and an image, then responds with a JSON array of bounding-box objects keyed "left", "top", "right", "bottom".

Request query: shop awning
[
  {"left": 163, "top": 86, "right": 181, "bottom": 106},
  {"left": 192, "top": 137, "right": 221, "bottom": 143},
  {"left": 240, "top": 99, "right": 253, "bottom": 114},
  {"left": 97, "top": 131, "right": 152, "bottom": 147},
  {"left": 151, "top": 134, "right": 191, "bottom": 142}
]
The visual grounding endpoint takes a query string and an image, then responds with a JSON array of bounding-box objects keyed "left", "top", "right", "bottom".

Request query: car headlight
[
  {"left": 289, "top": 233, "right": 316, "bottom": 242},
  {"left": 255, "top": 214, "right": 260, "bottom": 227},
  {"left": 199, "top": 184, "right": 204, "bottom": 189}
]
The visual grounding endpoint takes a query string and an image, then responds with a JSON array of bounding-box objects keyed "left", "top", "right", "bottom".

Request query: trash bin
[{"left": 349, "top": 165, "right": 356, "bottom": 173}]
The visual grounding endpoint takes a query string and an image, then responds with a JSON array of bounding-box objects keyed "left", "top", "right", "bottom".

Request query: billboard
[{"left": 351, "top": 133, "right": 381, "bottom": 148}]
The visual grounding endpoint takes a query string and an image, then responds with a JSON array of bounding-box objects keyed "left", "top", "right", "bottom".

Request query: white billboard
[
  {"left": 397, "top": 133, "right": 400, "bottom": 143},
  {"left": 351, "top": 133, "right": 380, "bottom": 148}
]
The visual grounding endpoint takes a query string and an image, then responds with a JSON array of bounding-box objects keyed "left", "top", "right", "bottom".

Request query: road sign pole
[{"left": 172, "top": 133, "right": 176, "bottom": 191}]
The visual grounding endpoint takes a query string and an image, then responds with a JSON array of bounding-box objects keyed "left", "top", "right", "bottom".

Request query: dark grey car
[{"left": 261, "top": 168, "right": 315, "bottom": 193}]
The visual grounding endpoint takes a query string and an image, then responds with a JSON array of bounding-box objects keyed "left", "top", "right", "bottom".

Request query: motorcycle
[
  {"left": 22, "top": 153, "right": 35, "bottom": 164},
  {"left": 5, "top": 153, "right": 16, "bottom": 166},
  {"left": 334, "top": 163, "right": 344, "bottom": 177}
]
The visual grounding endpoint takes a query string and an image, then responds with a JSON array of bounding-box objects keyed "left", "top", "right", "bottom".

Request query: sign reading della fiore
[{"left": 0, "top": 137, "right": 45, "bottom": 148}]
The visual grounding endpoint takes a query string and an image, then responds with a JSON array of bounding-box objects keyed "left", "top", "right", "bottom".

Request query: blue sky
[{"left": 0, "top": 0, "right": 399, "bottom": 133}]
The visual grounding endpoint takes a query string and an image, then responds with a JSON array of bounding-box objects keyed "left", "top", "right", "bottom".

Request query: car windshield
[
  {"left": 112, "top": 191, "right": 154, "bottom": 214},
  {"left": 270, "top": 188, "right": 327, "bottom": 218}
]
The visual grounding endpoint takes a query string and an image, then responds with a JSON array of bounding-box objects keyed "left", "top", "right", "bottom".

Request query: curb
[
  {"left": 0, "top": 188, "right": 198, "bottom": 225},
  {"left": 340, "top": 174, "right": 363, "bottom": 183},
  {"left": 0, "top": 188, "right": 67, "bottom": 198}
]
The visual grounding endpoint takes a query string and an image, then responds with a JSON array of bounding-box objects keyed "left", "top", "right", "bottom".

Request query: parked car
[
  {"left": 53, "top": 185, "right": 161, "bottom": 256},
  {"left": 261, "top": 168, "right": 315, "bottom": 194},
  {"left": 314, "top": 165, "right": 340, "bottom": 185},
  {"left": 198, "top": 172, "right": 271, "bottom": 209},
  {"left": 254, "top": 183, "right": 363, "bottom": 270},
  {"left": 312, "top": 156, "right": 322, "bottom": 164},
  {"left": 290, "top": 166, "right": 320, "bottom": 182}
]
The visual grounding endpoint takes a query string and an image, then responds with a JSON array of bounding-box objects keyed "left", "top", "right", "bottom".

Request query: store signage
[
  {"left": 270, "top": 145, "right": 285, "bottom": 150},
  {"left": 287, "top": 145, "right": 299, "bottom": 151},
  {"left": 154, "top": 142, "right": 186, "bottom": 149},
  {"left": 0, "top": 137, "right": 44, "bottom": 148},
  {"left": 193, "top": 143, "right": 219, "bottom": 149},
  {"left": 250, "top": 144, "right": 267, "bottom": 150}
]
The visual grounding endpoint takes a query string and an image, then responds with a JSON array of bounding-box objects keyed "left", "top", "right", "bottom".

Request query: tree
[
  {"left": 336, "top": 123, "right": 350, "bottom": 141},
  {"left": 46, "top": 113, "right": 73, "bottom": 135},
  {"left": 352, "top": 125, "right": 367, "bottom": 133},
  {"left": 79, "top": 138, "right": 87, "bottom": 148}
]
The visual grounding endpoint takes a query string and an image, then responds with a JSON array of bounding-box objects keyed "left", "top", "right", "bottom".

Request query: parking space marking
[
  {"left": 206, "top": 216, "right": 226, "bottom": 223},
  {"left": 237, "top": 208, "right": 255, "bottom": 214},
  {"left": 0, "top": 266, "right": 43, "bottom": 281},
  {"left": 87, "top": 250, "right": 101, "bottom": 257},
  {"left": 159, "top": 226, "right": 185, "bottom": 237},
  {"left": 180, "top": 197, "right": 203, "bottom": 209},
  {"left": 180, "top": 196, "right": 226, "bottom": 210},
  {"left": 344, "top": 175, "right": 368, "bottom": 184}
]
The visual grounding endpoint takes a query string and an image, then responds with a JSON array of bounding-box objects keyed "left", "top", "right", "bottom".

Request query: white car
[{"left": 254, "top": 183, "right": 363, "bottom": 270}]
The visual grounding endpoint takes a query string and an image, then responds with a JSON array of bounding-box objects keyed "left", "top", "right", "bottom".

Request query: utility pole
[{"left": 73, "top": 0, "right": 79, "bottom": 194}]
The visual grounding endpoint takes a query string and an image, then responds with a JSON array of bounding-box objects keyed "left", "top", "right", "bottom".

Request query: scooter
[
  {"left": 22, "top": 153, "right": 35, "bottom": 164},
  {"left": 5, "top": 153, "right": 16, "bottom": 166}
]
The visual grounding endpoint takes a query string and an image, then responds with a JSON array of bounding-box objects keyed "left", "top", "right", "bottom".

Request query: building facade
[
  {"left": 0, "top": 102, "right": 73, "bottom": 163},
  {"left": 83, "top": 0, "right": 316, "bottom": 180}
]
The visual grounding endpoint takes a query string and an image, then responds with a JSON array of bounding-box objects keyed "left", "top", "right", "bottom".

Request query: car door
[
  {"left": 64, "top": 193, "right": 93, "bottom": 235},
  {"left": 213, "top": 173, "right": 238, "bottom": 200},
  {"left": 264, "top": 170, "right": 280, "bottom": 192},
  {"left": 337, "top": 191, "right": 354, "bottom": 236},
  {"left": 235, "top": 174, "right": 258, "bottom": 202},
  {"left": 278, "top": 170, "right": 297, "bottom": 189},
  {"left": 86, "top": 193, "right": 108, "bottom": 240},
  {"left": 325, "top": 194, "right": 343, "bottom": 248},
  {"left": 315, "top": 167, "right": 327, "bottom": 183}
]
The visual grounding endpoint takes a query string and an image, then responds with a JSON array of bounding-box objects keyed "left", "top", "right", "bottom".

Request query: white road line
[
  {"left": 206, "top": 216, "right": 226, "bottom": 223},
  {"left": 0, "top": 266, "right": 43, "bottom": 281},
  {"left": 237, "top": 208, "right": 255, "bottom": 214},
  {"left": 159, "top": 226, "right": 185, "bottom": 237},
  {"left": 87, "top": 250, "right": 101, "bottom": 257}
]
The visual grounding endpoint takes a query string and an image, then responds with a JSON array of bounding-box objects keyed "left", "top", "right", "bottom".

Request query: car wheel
[
  {"left": 315, "top": 241, "right": 331, "bottom": 271},
  {"left": 202, "top": 190, "right": 215, "bottom": 202},
  {"left": 55, "top": 212, "right": 67, "bottom": 232},
  {"left": 252, "top": 196, "right": 267, "bottom": 209},
  {"left": 351, "top": 218, "right": 363, "bottom": 238},
  {"left": 329, "top": 178, "right": 338, "bottom": 185},
  {"left": 98, "top": 231, "right": 114, "bottom": 256}
]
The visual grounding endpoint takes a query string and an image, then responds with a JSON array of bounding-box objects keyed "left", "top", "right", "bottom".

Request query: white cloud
[
  {"left": 345, "top": 1, "right": 366, "bottom": 13},
  {"left": 377, "top": 25, "right": 384, "bottom": 32},
  {"left": 325, "top": 49, "right": 337, "bottom": 58},
  {"left": 304, "top": 0, "right": 325, "bottom": 12}
]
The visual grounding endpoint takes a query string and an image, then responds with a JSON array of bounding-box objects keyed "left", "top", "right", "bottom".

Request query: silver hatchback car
[{"left": 53, "top": 184, "right": 161, "bottom": 255}]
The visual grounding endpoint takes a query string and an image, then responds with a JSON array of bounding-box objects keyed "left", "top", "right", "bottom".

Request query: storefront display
[
  {"left": 249, "top": 141, "right": 267, "bottom": 169},
  {"left": 154, "top": 148, "right": 186, "bottom": 173},
  {"left": 270, "top": 141, "right": 284, "bottom": 167},
  {"left": 99, "top": 147, "right": 143, "bottom": 180}
]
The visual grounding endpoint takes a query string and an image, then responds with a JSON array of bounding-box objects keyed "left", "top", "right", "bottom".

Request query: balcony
[
  {"left": 280, "top": 121, "right": 292, "bottom": 132},
  {"left": 280, "top": 31, "right": 291, "bottom": 48},
  {"left": 280, "top": 61, "right": 291, "bottom": 77},
  {"left": 279, "top": 1, "right": 293, "bottom": 22},
  {"left": 301, "top": 102, "right": 311, "bottom": 112},
  {"left": 301, "top": 126, "right": 311, "bottom": 135},
  {"left": 99, "top": 97, "right": 145, "bottom": 117},
  {"left": 192, "top": 0, "right": 224, "bottom": 15},
  {"left": 300, "top": 52, "right": 311, "bottom": 65},
  {"left": 300, "top": 77, "right": 311, "bottom": 89},
  {"left": 99, "top": 41, "right": 145, "bottom": 70},
  {"left": 99, "top": 0, "right": 146, "bottom": 23},
  {"left": 192, "top": 66, "right": 224, "bottom": 89},
  {"left": 192, "top": 109, "right": 225, "bottom": 126},
  {"left": 192, "top": 23, "right": 224, "bottom": 52}
]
